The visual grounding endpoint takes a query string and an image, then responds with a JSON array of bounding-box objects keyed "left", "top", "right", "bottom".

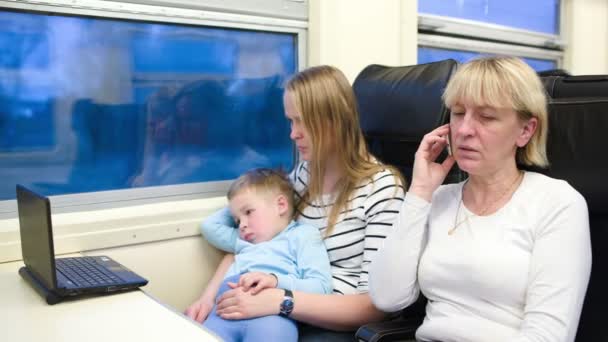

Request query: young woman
[
  {"left": 188, "top": 65, "right": 405, "bottom": 340},
  {"left": 370, "top": 56, "right": 591, "bottom": 342}
]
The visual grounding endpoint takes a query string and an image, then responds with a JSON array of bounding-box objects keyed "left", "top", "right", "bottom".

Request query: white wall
[
  {"left": 563, "top": 0, "right": 608, "bottom": 74},
  {"left": 308, "top": 0, "right": 417, "bottom": 82}
]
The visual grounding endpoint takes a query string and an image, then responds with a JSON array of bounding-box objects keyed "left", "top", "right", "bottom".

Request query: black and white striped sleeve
[{"left": 357, "top": 170, "right": 405, "bottom": 292}]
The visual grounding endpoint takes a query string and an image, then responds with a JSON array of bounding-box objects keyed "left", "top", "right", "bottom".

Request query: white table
[{"left": 0, "top": 259, "right": 220, "bottom": 341}]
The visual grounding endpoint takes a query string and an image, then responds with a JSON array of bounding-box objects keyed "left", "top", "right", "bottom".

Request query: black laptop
[{"left": 16, "top": 185, "right": 148, "bottom": 304}]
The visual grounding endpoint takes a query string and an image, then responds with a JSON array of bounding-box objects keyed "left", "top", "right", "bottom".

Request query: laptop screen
[{"left": 16, "top": 185, "right": 57, "bottom": 289}]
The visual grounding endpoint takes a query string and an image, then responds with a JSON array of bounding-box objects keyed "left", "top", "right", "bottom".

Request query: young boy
[{"left": 186, "top": 168, "right": 332, "bottom": 342}]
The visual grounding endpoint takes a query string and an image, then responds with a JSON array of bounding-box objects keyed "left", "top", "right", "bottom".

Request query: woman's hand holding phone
[{"left": 409, "top": 124, "right": 456, "bottom": 202}]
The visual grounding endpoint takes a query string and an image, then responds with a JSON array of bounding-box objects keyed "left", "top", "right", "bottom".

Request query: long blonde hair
[
  {"left": 286, "top": 65, "right": 404, "bottom": 235},
  {"left": 443, "top": 56, "right": 549, "bottom": 167}
]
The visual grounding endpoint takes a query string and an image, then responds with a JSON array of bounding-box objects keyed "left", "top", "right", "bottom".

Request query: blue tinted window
[
  {"left": 419, "top": 0, "right": 560, "bottom": 34},
  {"left": 0, "top": 10, "right": 296, "bottom": 200},
  {"left": 418, "top": 47, "right": 557, "bottom": 72}
]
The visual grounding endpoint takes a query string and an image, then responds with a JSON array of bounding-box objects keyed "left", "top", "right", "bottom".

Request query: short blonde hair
[
  {"left": 228, "top": 168, "right": 295, "bottom": 218},
  {"left": 443, "top": 56, "right": 549, "bottom": 167}
]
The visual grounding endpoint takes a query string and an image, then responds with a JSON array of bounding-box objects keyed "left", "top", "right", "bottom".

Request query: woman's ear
[
  {"left": 276, "top": 194, "right": 289, "bottom": 217},
  {"left": 516, "top": 117, "right": 538, "bottom": 148}
]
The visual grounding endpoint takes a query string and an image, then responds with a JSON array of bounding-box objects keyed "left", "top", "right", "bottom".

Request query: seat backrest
[
  {"left": 353, "top": 59, "right": 462, "bottom": 185},
  {"left": 540, "top": 75, "right": 608, "bottom": 342},
  {"left": 353, "top": 59, "right": 461, "bottom": 323}
]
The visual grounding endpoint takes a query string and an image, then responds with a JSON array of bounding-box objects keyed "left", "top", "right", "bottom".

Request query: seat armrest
[{"left": 355, "top": 317, "right": 420, "bottom": 342}]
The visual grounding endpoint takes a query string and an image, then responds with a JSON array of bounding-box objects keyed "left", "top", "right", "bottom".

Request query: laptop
[{"left": 16, "top": 185, "right": 148, "bottom": 304}]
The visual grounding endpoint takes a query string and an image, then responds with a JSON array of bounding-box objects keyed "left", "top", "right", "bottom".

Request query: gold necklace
[{"left": 448, "top": 171, "right": 523, "bottom": 235}]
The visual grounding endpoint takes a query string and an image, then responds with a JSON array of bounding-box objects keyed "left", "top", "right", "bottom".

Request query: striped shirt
[{"left": 291, "top": 161, "right": 405, "bottom": 295}]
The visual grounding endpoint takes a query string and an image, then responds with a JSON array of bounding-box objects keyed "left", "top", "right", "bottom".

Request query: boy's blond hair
[{"left": 227, "top": 168, "right": 295, "bottom": 218}]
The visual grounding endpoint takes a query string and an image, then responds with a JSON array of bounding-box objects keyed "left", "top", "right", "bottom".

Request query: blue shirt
[{"left": 201, "top": 207, "right": 333, "bottom": 294}]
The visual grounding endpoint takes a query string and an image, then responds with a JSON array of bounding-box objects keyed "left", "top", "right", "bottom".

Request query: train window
[
  {"left": 419, "top": 0, "right": 559, "bottom": 34},
  {"left": 0, "top": 0, "right": 305, "bottom": 216},
  {"left": 417, "top": 0, "right": 562, "bottom": 68}
]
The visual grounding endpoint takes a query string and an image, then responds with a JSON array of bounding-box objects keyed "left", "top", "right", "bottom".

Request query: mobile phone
[{"left": 445, "top": 129, "right": 452, "bottom": 156}]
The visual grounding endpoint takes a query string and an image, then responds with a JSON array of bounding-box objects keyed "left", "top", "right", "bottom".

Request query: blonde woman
[
  {"left": 370, "top": 57, "right": 591, "bottom": 342},
  {"left": 188, "top": 65, "right": 405, "bottom": 340}
]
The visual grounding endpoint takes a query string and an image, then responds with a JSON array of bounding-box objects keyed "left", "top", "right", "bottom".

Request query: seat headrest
[
  {"left": 353, "top": 59, "right": 458, "bottom": 141},
  {"left": 542, "top": 75, "right": 608, "bottom": 214},
  {"left": 543, "top": 75, "right": 608, "bottom": 98}
]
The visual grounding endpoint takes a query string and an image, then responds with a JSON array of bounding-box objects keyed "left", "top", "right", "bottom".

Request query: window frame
[
  {"left": 418, "top": 34, "right": 563, "bottom": 67},
  {"left": 0, "top": 0, "right": 306, "bottom": 218},
  {"left": 417, "top": 1, "right": 565, "bottom": 67}
]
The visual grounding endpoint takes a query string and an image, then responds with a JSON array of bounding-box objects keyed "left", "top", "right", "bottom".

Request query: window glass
[
  {"left": 418, "top": 47, "right": 557, "bottom": 72},
  {"left": 0, "top": 9, "right": 296, "bottom": 200},
  {"left": 419, "top": 0, "right": 560, "bottom": 34}
]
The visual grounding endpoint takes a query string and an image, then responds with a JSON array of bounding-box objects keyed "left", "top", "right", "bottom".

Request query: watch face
[{"left": 280, "top": 298, "right": 294, "bottom": 315}]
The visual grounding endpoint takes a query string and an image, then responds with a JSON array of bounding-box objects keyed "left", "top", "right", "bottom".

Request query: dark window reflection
[{"left": 0, "top": 10, "right": 295, "bottom": 200}]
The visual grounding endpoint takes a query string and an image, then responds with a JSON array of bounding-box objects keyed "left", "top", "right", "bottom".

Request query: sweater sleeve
[
  {"left": 369, "top": 192, "right": 431, "bottom": 312},
  {"left": 509, "top": 189, "right": 591, "bottom": 342},
  {"left": 274, "top": 225, "right": 333, "bottom": 294},
  {"left": 357, "top": 171, "right": 405, "bottom": 292},
  {"left": 200, "top": 207, "right": 239, "bottom": 253}
]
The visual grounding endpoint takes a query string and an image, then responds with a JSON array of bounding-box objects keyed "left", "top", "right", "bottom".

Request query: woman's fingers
[
  {"left": 219, "top": 312, "right": 244, "bottom": 320},
  {"left": 419, "top": 124, "right": 450, "bottom": 152},
  {"left": 428, "top": 135, "right": 449, "bottom": 161},
  {"left": 441, "top": 155, "right": 456, "bottom": 173},
  {"left": 215, "top": 288, "right": 251, "bottom": 320},
  {"left": 216, "top": 290, "right": 238, "bottom": 309}
]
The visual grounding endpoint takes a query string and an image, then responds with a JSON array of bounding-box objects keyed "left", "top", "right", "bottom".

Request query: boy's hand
[
  {"left": 184, "top": 296, "right": 214, "bottom": 323},
  {"left": 235, "top": 272, "right": 278, "bottom": 295}
]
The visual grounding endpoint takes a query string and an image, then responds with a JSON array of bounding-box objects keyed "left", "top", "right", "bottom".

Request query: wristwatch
[{"left": 279, "top": 289, "right": 294, "bottom": 317}]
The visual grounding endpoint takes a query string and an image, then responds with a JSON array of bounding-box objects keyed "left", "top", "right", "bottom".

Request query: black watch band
[{"left": 279, "top": 289, "right": 294, "bottom": 317}]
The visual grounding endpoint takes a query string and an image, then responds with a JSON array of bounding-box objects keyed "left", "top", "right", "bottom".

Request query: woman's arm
[
  {"left": 368, "top": 193, "right": 430, "bottom": 312},
  {"left": 510, "top": 189, "right": 591, "bottom": 342},
  {"left": 200, "top": 207, "right": 238, "bottom": 253},
  {"left": 289, "top": 291, "right": 386, "bottom": 331},
  {"left": 215, "top": 287, "right": 385, "bottom": 331},
  {"left": 369, "top": 125, "right": 454, "bottom": 311},
  {"left": 185, "top": 253, "right": 234, "bottom": 322}
]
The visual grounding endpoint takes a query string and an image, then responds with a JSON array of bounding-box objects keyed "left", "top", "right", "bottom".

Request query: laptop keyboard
[{"left": 56, "top": 257, "right": 123, "bottom": 287}]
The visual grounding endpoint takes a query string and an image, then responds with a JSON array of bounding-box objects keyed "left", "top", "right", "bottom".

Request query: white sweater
[{"left": 369, "top": 172, "right": 591, "bottom": 342}]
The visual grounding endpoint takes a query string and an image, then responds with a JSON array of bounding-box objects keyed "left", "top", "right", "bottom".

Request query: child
[{"left": 186, "top": 168, "right": 332, "bottom": 342}]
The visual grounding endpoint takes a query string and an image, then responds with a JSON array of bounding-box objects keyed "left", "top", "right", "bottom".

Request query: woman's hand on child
[
  {"left": 216, "top": 287, "right": 283, "bottom": 320},
  {"left": 184, "top": 296, "right": 215, "bottom": 323},
  {"left": 231, "top": 272, "right": 278, "bottom": 295}
]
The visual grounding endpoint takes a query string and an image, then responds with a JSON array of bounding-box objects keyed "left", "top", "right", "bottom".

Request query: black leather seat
[
  {"left": 541, "top": 74, "right": 608, "bottom": 341},
  {"left": 353, "top": 59, "right": 461, "bottom": 184},
  {"left": 352, "top": 59, "right": 461, "bottom": 342}
]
